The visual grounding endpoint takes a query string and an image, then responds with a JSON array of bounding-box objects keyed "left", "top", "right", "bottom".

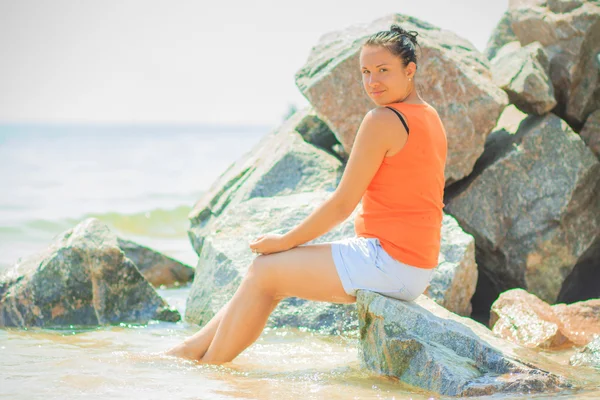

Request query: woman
[{"left": 166, "top": 24, "right": 447, "bottom": 364}]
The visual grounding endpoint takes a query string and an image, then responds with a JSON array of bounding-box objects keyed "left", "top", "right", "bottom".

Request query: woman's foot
[{"left": 164, "top": 342, "right": 201, "bottom": 361}]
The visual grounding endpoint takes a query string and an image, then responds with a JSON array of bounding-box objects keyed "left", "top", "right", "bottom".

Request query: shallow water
[
  {"left": 2, "top": 286, "right": 600, "bottom": 400},
  {"left": 1, "top": 287, "right": 435, "bottom": 400}
]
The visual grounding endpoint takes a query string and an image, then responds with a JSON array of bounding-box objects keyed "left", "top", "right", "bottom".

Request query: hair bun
[{"left": 389, "top": 24, "right": 419, "bottom": 44}]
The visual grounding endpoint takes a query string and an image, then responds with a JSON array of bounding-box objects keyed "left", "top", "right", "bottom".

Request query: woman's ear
[{"left": 406, "top": 62, "right": 417, "bottom": 79}]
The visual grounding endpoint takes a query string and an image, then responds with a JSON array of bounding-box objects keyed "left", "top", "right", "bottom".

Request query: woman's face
[{"left": 360, "top": 45, "right": 414, "bottom": 105}]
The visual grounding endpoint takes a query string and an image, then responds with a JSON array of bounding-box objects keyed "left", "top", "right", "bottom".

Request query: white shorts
[{"left": 330, "top": 236, "right": 434, "bottom": 301}]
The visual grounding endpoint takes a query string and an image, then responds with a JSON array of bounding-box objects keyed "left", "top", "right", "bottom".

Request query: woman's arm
[
  {"left": 282, "top": 107, "right": 406, "bottom": 249},
  {"left": 281, "top": 194, "right": 354, "bottom": 249}
]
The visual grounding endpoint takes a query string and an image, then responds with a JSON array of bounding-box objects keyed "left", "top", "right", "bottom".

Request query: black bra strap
[{"left": 385, "top": 106, "right": 409, "bottom": 135}]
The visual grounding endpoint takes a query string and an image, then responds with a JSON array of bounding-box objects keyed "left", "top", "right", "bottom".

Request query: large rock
[
  {"left": 357, "top": 290, "right": 571, "bottom": 396},
  {"left": 484, "top": 11, "right": 519, "bottom": 60},
  {"left": 570, "top": 335, "right": 600, "bottom": 369},
  {"left": 294, "top": 107, "right": 344, "bottom": 160},
  {"left": 580, "top": 109, "right": 600, "bottom": 159},
  {"left": 187, "top": 108, "right": 343, "bottom": 256},
  {"left": 490, "top": 289, "right": 569, "bottom": 349},
  {"left": 445, "top": 106, "right": 600, "bottom": 304},
  {"left": 295, "top": 13, "right": 508, "bottom": 184},
  {"left": 557, "top": 235, "right": 600, "bottom": 304},
  {"left": 424, "top": 214, "right": 477, "bottom": 316},
  {"left": 0, "top": 218, "right": 180, "bottom": 327},
  {"left": 508, "top": 0, "right": 600, "bottom": 129},
  {"left": 489, "top": 288, "right": 600, "bottom": 349},
  {"left": 116, "top": 237, "right": 194, "bottom": 288},
  {"left": 491, "top": 41, "right": 556, "bottom": 115}
]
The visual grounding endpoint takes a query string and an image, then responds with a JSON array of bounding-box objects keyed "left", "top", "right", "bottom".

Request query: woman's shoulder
[
  {"left": 358, "top": 107, "right": 409, "bottom": 143},
  {"left": 366, "top": 106, "right": 408, "bottom": 122}
]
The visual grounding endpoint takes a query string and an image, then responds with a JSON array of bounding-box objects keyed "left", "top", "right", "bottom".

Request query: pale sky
[{"left": 0, "top": 0, "right": 508, "bottom": 126}]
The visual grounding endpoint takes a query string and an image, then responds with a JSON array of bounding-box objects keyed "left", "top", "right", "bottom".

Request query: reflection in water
[{"left": 1, "top": 287, "right": 599, "bottom": 400}]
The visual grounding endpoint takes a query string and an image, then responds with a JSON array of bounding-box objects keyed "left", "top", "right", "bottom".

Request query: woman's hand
[{"left": 249, "top": 233, "right": 293, "bottom": 255}]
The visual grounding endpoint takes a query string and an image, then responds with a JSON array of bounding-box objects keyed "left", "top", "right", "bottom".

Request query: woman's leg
[
  {"left": 165, "top": 298, "right": 281, "bottom": 360},
  {"left": 199, "top": 242, "right": 356, "bottom": 364},
  {"left": 165, "top": 299, "right": 228, "bottom": 360}
]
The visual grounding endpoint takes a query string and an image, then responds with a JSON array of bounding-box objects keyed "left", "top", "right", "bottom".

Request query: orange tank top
[{"left": 354, "top": 102, "right": 447, "bottom": 269}]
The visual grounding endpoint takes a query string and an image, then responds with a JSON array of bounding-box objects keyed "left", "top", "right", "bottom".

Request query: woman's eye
[
  {"left": 362, "top": 70, "right": 369, "bottom": 74},
  {"left": 379, "top": 68, "right": 386, "bottom": 72}
]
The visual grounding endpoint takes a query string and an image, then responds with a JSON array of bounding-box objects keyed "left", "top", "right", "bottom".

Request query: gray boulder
[
  {"left": 484, "top": 11, "right": 519, "bottom": 60},
  {"left": 445, "top": 106, "right": 600, "bottom": 304},
  {"left": 295, "top": 13, "right": 508, "bottom": 185},
  {"left": 508, "top": 0, "right": 600, "bottom": 129},
  {"left": 187, "top": 108, "right": 343, "bottom": 256},
  {"left": 580, "top": 109, "right": 600, "bottom": 159},
  {"left": 294, "top": 107, "right": 345, "bottom": 160},
  {"left": 0, "top": 218, "right": 180, "bottom": 327},
  {"left": 425, "top": 214, "right": 477, "bottom": 316},
  {"left": 491, "top": 41, "right": 556, "bottom": 115},
  {"left": 117, "top": 237, "right": 194, "bottom": 288},
  {"left": 357, "top": 290, "right": 571, "bottom": 396}
]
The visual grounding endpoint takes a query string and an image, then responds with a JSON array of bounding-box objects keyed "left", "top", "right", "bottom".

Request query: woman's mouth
[{"left": 371, "top": 90, "right": 385, "bottom": 97}]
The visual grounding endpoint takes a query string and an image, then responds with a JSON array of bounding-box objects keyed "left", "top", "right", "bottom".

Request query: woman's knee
[{"left": 245, "top": 255, "right": 280, "bottom": 297}]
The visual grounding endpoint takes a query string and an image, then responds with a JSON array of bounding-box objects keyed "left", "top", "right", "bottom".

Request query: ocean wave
[
  {"left": 1, "top": 204, "right": 195, "bottom": 239},
  {"left": 84, "top": 205, "right": 193, "bottom": 238}
]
